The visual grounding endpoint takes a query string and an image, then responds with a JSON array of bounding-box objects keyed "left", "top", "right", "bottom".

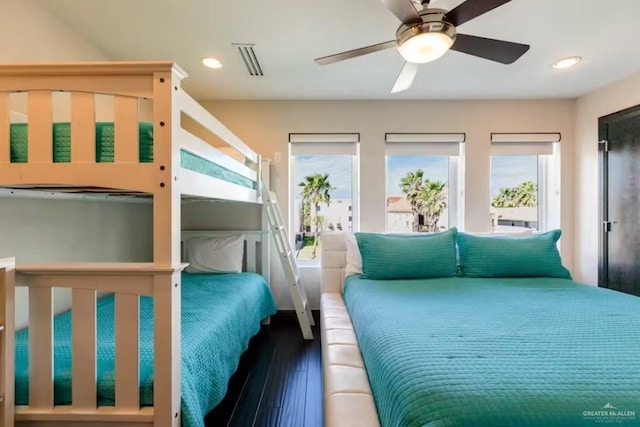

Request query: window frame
[
  {"left": 288, "top": 134, "right": 360, "bottom": 266},
  {"left": 384, "top": 134, "right": 465, "bottom": 233},
  {"left": 489, "top": 134, "right": 561, "bottom": 232}
]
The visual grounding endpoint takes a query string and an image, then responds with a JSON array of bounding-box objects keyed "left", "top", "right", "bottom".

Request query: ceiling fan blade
[
  {"left": 315, "top": 40, "right": 396, "bottom": 65},
  {"left": 382, "top": 0, "right": 422, "bottom": 25},
  {"left": 391, "top": 61, "right": 419, "bottom": 93},
  {"left": 446, "top": 0, "right": 511, "bottom": 27},
  {"left": 451, "top": 34, "right": 530, "bottom": 64}
]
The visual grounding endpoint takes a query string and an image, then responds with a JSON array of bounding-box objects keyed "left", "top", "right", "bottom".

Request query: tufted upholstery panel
[
  {"left": 320, "top": 233, "right": 380, "bottom": 427},
  {"left": 320, "top": 232, "right": 348, "bottom": 293}
]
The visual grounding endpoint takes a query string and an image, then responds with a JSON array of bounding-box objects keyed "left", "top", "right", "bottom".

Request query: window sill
[{"left": 295, "top": 259, "right": 321, "bottom": 269}]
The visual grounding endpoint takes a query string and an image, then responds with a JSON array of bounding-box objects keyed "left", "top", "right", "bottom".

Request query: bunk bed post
[
  {"left": 0, "top": 93, "right": 9, "bottom": 165},
  {"left": 0, "top": 258, "right": 15, "bottom": 427},
  {"left": 151, "top": 65, "right": 187, "bottom": 427},
  {"left": 260, "top": 158, "right": 271, "bottom": 285},
  {"left": 154, "top": 68, "right": 184, "bottom": 267}
]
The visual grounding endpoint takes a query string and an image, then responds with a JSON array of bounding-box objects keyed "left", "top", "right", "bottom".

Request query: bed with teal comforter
[
  {"left": 344, "top": 275, "right": 640, "bottom": 427},
  {"left": 15, "top": 272, "right": 277, "bottom": 427}
]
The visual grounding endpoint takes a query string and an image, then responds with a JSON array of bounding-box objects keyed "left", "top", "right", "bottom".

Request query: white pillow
[
  {"left": 185, "top": 235, "right": 244, "bottom": 273},
  {"left": 345, "top": 233, "right": 363, "bottom": 277}
]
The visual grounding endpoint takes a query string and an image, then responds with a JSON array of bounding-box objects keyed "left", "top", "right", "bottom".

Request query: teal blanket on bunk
[
  {"left": 343, "top": 275, "right": 640, "bottom": 427},
  {"left": 9, "top": 122, "right": 255, "bottom": 189},
  {"left": 15, "top": 272, "right": 277, "bottom": 427}
]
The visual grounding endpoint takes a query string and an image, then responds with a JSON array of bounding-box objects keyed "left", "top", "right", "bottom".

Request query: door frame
[{"left": 598, "top": 103, "right": 640, "bottom": 288}]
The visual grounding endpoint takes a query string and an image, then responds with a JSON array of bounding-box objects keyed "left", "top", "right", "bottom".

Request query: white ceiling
[{"left": 37, "top": 0, "right": 640, "bottom": 100}]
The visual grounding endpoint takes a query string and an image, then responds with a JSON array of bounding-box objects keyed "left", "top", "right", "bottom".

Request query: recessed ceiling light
[
  {"left": 552, "top": 56, "right": 582, "bottom": 70},
  {"left": 202, "top": 57, "right": 223, "bottom": 69}
]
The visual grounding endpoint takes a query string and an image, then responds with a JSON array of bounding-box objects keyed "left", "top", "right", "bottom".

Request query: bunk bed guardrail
[
  {"left": 0, "top": 61, "right": 262, "bottom": 204},
  {"left": 13, "top": 263, "right": 187, "bottom": 427}
]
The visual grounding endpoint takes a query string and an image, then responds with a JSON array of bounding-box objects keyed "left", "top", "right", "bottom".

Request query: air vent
[{"left": 233, "top": 44, "right": 264, "bottom": 76}]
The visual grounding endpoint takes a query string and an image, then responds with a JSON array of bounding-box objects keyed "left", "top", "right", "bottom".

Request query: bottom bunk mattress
[
  {"left": 15, "top": 272, "right": 277, "bottom": 427},
  {"left": 343, "top": 275, "right": 640, "bottom": 427}
]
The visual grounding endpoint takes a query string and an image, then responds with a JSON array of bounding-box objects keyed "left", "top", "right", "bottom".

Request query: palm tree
[
  {"left": 300, "top": 200, "right": 311, "bottom": 232},
  {"left": 417, "top": 180, "right": 448, "bottom": 232},
  {"left": 400, "top": 170, "right": 424, "bottom": 232},
  {"left": 298, "top": 173, "right": 333, "bottom": 257},
  {"left": 513, "top": 181, "right": 537, "bottom": 207},
  {"left": 491, "top": 181, "right": 537, "bottom": 208},
  {"left": 492, "top": 187, "right": 516, "bottom": 208}
]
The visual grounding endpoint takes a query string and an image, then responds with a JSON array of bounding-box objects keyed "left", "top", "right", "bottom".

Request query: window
[
  {"left": 490, "top": 133, "right": 561, "bottom": 232},
  {"left": 385, "top": 133, "right": 464, "bottom": 233},
  {"left": 289, "top": 133, "right": 359, "bottom": 264}
]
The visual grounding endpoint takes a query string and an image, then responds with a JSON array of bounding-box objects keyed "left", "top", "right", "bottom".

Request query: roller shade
[
  {"left": 385, "top": 133, "right": 465, "bottom": 156},
  {"left": 289, "top": 133, "right": 359, "bottom": 156},
  {"left": 490, "top": 133, "right": 560, "bottom": 156}
]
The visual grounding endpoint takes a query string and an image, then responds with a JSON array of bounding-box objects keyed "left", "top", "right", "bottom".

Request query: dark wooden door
[{"left": 599, "top": 104, "right": 640, "bottom": 296}]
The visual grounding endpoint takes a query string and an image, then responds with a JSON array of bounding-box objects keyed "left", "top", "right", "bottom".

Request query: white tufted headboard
[{"left": 320, "top": 232, "right": 348, "bottom": 294}]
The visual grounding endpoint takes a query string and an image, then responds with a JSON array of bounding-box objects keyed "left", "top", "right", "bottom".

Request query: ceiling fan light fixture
[{"left": 397, "top": 22, "right": 456, "bottom": 64}]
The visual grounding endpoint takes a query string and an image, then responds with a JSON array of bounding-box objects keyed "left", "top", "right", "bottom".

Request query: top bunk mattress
[
  {"left": 8, "top": 123, "right": 254, "bottom": 189},
  {"left": 15, "top": 272, "right": 277, "bottom": 427},
  {"left": 343, "top": 275, "right": 640, "bottom": 427}
]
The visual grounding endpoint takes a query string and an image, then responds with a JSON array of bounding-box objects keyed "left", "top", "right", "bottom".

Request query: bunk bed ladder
[{"left": 263, "top": 189, "right": 315, "bottom": 340}]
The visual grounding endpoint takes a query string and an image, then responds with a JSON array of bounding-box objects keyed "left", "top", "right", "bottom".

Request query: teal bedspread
[
  {"left": 15, "top": 272, "right": 276, "bottom": 427},
  {"left": 344, "top": 276, "right": 640, "bottom": 427}
]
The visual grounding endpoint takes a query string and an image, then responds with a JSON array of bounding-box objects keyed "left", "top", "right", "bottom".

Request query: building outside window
[
  {"left": 490, "top": 133, "right": 561, "bottom": 232},
  {"left": 385, "top": 133, "right": 464, "bottom": 233},
  {"left": 289, "top": 133, "right": 359, "bottom": 264},
  {"left": 490, "top": 155, "right": 539, "bottom": 230}
]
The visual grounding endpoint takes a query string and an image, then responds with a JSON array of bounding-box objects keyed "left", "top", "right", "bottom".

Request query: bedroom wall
[
  {"left": 0, "top": 0, "right": 156, "bottom": 328},
  {"left": 2, "top": 198, "right": 153, "bottom": 329},
  {"left": 574, "top": 71, "right": 640, "bottom": 284},
  {"left": 0, "top": 0, "right": 105, "bottom": 62},
  {"left": 200, "top": 100, "right": 576, "bottom": 309}
]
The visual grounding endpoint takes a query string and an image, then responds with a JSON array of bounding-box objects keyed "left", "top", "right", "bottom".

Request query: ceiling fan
[{"left": 315, "top": 0, "right": 530, "bottom": 93}]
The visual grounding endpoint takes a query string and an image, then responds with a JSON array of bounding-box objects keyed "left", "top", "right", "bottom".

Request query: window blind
[
  {"left": 289, "top": 133, "right": 359, "bottom": 156},
  {"left": 490, "top": 133, "right": 560, "bottom": 156},
  {"left": 385, "top": 133, "right": 465, "bottom": 156}
]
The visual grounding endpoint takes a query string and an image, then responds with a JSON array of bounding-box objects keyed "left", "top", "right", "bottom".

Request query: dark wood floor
[{"left": 205, "top": 312, "right": 322, "bottom": 427}]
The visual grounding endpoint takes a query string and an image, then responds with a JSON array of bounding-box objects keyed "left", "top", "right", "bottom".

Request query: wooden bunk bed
[{"left": 0, "top": 62, "right": 271, "bottom": 427}]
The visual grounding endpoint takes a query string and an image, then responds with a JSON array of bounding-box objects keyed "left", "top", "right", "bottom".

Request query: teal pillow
[
  {"left": 457, "top": 230, "right": 572, "bottom": 279},
  {"left": 355, "top": 228, "right": 458, "bottom": 280}
]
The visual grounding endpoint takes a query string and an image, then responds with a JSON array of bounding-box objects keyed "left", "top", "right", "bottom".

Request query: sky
[
  {"left": 293, "top": 154, "right": 539, "bottom": 201},
  {"left": 386, "top": 156, "right": 449, "bottom": 196},
  {"left": 490, "top": 155, "right": 538, "bottom": 197},
  {"left": 294, "top": 155, "right": 353, "bottom": 199}
]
